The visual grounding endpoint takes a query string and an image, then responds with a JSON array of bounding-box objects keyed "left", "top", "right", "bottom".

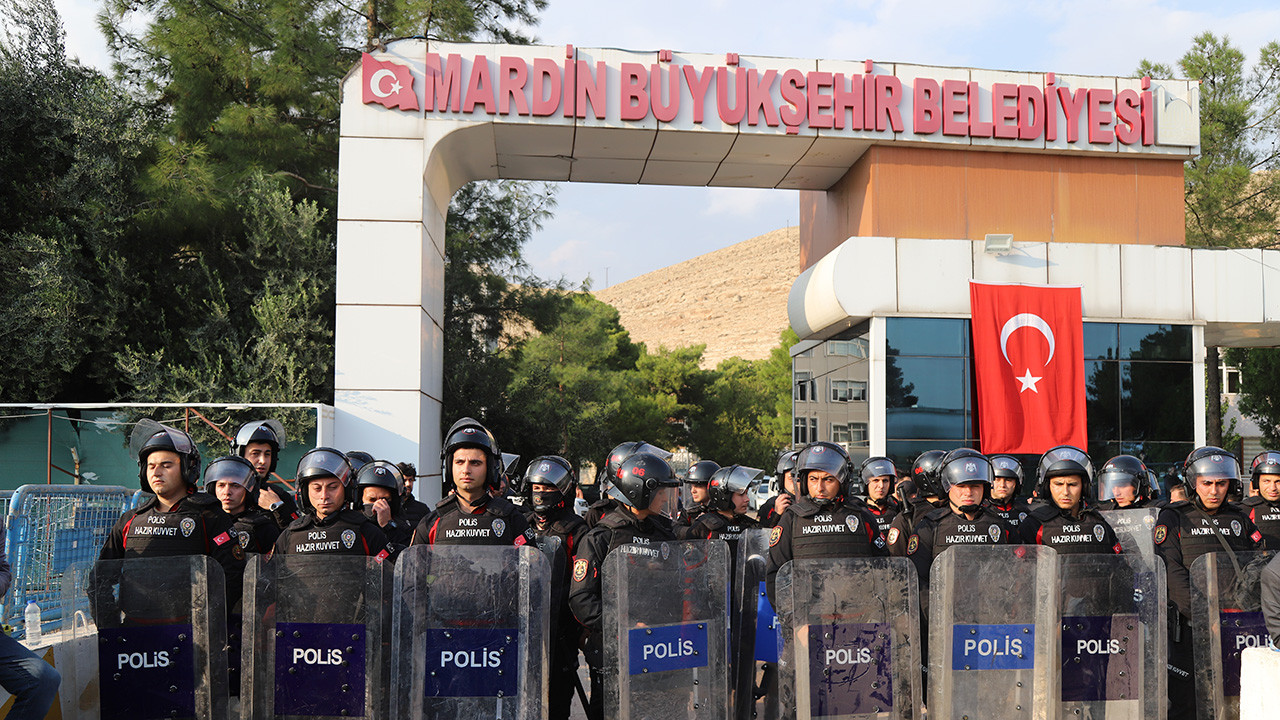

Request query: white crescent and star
[
  {"left": 369, "top": 69, "right": 402, "bottom": 98},
  {"left": 999, "top": 313, "right": 1055, "bottom": 394}
]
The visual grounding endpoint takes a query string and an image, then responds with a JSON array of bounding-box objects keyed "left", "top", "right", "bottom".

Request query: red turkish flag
[
  {"left": 970, "top": 282, "right": 1086, "bottom": 454},
  {"left": 361, "top": 53, "right": 419, "bottom": 111}
]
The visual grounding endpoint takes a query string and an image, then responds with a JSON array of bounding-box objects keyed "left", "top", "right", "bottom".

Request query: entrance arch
[{"left": 336, "top": 40, "right": 1202, "bottom": 502}]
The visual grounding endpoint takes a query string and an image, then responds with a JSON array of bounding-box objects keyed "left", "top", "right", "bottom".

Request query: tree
[
  {"left": 689, "top": 329, "right": 795, "bottom": 469},
  {"left": 1141, "top": 34, "right": 1280, "bottom": 445},
  {"left": 0, "top": 0, "right": 153, "bottom": 401}
]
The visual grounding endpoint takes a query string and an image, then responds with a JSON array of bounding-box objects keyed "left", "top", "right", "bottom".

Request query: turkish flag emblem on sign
[
  {"left": 361, "top": 53, "right": 419, "bottom": 111},
  {"left": 970, "top": 282, "right": 1087, "bottom": 454}
]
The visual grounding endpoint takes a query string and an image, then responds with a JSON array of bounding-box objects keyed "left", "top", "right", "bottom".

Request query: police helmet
[
  {"left": 203, "top": 455, "right": 259, "bottom": 498},
  {"left": 1035, "top": 445, "right": 1093, "bottom": 498},
  {"left": 775, "top": 450, "right": 798, "bottom": 481},
  {"left": 937, "top": 448, "right": 993, "bottom": 492},
  {"left": 355, "top": 460, "right": 404, "bottom": 517},
  {"left": 1250, "top": 451, "right": 1280, "bottom": 490},
  {"left": 1096, "top": 454, "right": 1148, "bottom": 503},
  {"left": 795, "top": 442, "right": 851, "bottom": 503},
  {"left": 296, "top": 447, "right": 355, "bottom": 512},
  {"left": 855, "top": 456, "right": 896, "bottom": 498},
  {"left": 525, "top": 455, "right": 575, "bottom": 514},
  {"left": 441, "top": 417, "right": 502, "bottom": 490},
  {"left": 988, "top": 454, "right": 1024, "bottom": 495},
  {"left": 608, "top": 452, "right": 680, "bottom": 516},
  {"left": 1182, "top": 446, "right": 1241, "bottom": 503},
  {"left": 132, "top": 421, "right": 201, "bottom": 492},
  {"left": 911, "top": 450, "right": 947, "bottom": 498},
  {"left": 232, "top": 419, "right": 286, "bottom": 474},
  {"left": 684, "top": 460, "right": 721, "bottom": 485},
  {"left": 346, "top": 451, "right": 374, "bottom": 475},
  {"left": 600, "top": 441, "right": 672, "bottom": 484},
  {"left": 707, "top": 465, "right": 763, "bottom": 512},
  {"left": 1144, "top": 469, "right": 1161, "bottom": 501},
  {"left": 894, "top": 478, "right": 919, "bottom": 506}
]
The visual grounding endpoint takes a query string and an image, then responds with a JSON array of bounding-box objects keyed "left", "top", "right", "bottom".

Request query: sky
[{"left": 47, "top": 0, "right": 1280, "bottom": 287}]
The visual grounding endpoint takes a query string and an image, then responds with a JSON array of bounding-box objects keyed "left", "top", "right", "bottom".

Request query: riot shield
[
  {"left": 929, "top": 545, "right": 1058, "bottom": 720},
  {"left": 777, "top": 557, "right": 921, "bottom": 720},
  {"left": 1057, "top": 552, "right": 1166, "bottom": 720},
  {"left": 1190, "top": 550, "right": 1276, "bottom": 720},
  {"left": 66, "top": 555, "right": 229, "bottom": 720},
  {"left": 241, "top": 554, "right": 390, "bottom": 718},
  {"left": 391, "top": 544, "right": 551, "bottom": 720},
  {"left": 732, "top": 529, "right": 768, "bottom": 720},
  {"left": 603, "top": 539, "right": 731, "bottom": 720},
  {"left": 1099, "top": 508, "right": 1160, "bottom": 565}
]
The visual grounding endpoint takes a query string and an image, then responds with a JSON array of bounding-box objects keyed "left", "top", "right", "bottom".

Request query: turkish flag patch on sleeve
[{"left": 213, "top": 532, "right": 231, "bottom": 546}]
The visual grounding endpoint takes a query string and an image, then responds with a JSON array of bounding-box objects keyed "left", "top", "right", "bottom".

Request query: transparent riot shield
[
  {"left": 241, "top": 554, "right": 390, "bottom": 718},
  {"left": 1190, "top": 550, "right": 1276, "bottom": 720},
  {"left": 777, "top": 557, "right": 921, "bottom": 720},
  {"left": 929, "top": 545, "right": 1058, "bottom": 720},
  {"left": 732, "top": 529, "right": 768, "bottom": 720},
  {"left": 391, "top": 544, "right": 551, "bottom": 720},
  {"left": 1058, "top": 552, "right": 1166, "bottom": 720},
  {"left": 603, "top": 539, "right": 731, "bottom": 720},
  {"left": 64, "top": 555, "right": 228, "bottom": 720},
  {"left": 1099, "top": 508, "right": 1160, "bottom": 565}
]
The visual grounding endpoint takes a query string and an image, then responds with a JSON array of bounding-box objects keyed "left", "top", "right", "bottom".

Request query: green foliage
[
  {"left": 689, "top": 329, "right": 795, "bottom": 469},
  {"left": 1141, "top": 33, "right": 1280, "bottom": 247},
  {"left": 1224, "top": 347, "right": 1280, "bottom": 447}
]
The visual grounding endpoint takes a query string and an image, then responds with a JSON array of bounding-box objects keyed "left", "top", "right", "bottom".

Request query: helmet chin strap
[{"left": 957, "top": 502, "right": 982, "bottom": 514}]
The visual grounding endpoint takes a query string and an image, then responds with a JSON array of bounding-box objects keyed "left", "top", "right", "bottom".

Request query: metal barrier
[{"left": 2, "top": 484, "right": 133, "bottom": 637}]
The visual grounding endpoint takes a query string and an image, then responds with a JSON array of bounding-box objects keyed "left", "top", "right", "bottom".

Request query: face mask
[{"left": 531, "top": 488, "right": 564, "bottom": 513}]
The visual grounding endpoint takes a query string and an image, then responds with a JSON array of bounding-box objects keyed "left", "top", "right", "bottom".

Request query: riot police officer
[
  {"left": 765, "top": 442, "right": 886, "bottom": 607},
  {"left": 232, "top": 419, "right": 300, "bottom": 529},
  {"left": 674, "top": 459, "right": 719, "bottom": 538},
  {"left": 756, "top": 450, "right": 798, "bottom": 528},
  {"left": 1241, "top": 451, "right": 1280, "bottom": 548},
  {"left": 859, "top": 456, "right": 899, "bottom": 541},
  {"left": 986, "top": 454, "right": 1031, "bottom": 533},
  {"left": 98, "top": 422, "right": 246, "bottom": 618},
  {"left": 272, "top": 447, "right": 394, "bottom": 560},
  {"left": 886, "top": 449, "right": 947, "bottom": 556},
  {"left": 584, "top": 441, "right": 672, "bottom": 529},
  {"left": 1095, "top": 454, "right": 1156, "bottom": 510},
  {"left": 569, "top": 452, "right": 680, "bottom": 720},
  {"left": 204, "top": 455, "right": 280, "bottom": 555},
  {"left": 355, "top": 460, "right": 414, "bottom": 545},
  {"left": 905, "top": 449, "right": 1014, "bottom": 597},
  {"left": 524, "top": 456, "right": 589, "bottom": 720},
  {"left": 1156, "top": 447, "right": 1263, "bottom": 720},
  {"left": 1019, "top": 446, "right": 1121, "bottom": 554},
  {"left": 410, "top": 418, "right": 534, "bottom": 547},
  {"left": 684, "top": 465, "right": 761, "bottom": 552}
]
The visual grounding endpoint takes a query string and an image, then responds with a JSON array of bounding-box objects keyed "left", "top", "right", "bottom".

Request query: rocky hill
[{"left": 593, "top": 227, "right": 799, "bottom": 368}]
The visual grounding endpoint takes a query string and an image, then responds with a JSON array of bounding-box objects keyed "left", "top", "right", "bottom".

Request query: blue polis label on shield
[
  {"left": 755, "top": 581, "right": 780, "bottom": 663},
  {"left": 1219, "top": 611, "right": 1270, "bottom": 697},
  {"left": 806, "top": 622, "right": 894, "bottom": 717},
  {"left": 423, "top": 628, "right": 520, "bottom": 698},
  {"left": 629, "top": 621, "right": 709, "bottom": 675},
  {"left": 1061, "top": 615, "right": 1139, "bottom": 702},
  {"left": 98, "top": 623, "right": 196, "bottom": 719},
  {"left": 952, "top": 623, "right": 1035, "bottom": 671},
  {"left": 274, "top": 622, "right": 366, "bottom": 717}
]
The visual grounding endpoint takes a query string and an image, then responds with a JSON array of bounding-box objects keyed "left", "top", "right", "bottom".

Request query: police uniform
[
  {"left": 684, "top": 511, "right": 756, "bottom": 547},
  {"left": 886, "top": 499, "right": 944, "bottom": 556},
  {"left": 229, "top": 507, "right": 281, "bottom": 554},
  {"left": 1240, "top": 495, "right": 1280, "bottom": 549},
  {"left": 1094, "top": 497, "right": 1155, "bottom": 511},
  {"left": 1156, "top": 499, "right": 1263, "bottom": 720},
  {"left": 906, "top": 505, "right": 1013, "bottom": 600},
  {"left": 569, "top": 505, "right": 678, "bottom": 720},
  {"left": 755, "top": 492, "right": 790, "bottom": 528},
  {"left": 97, "top": 491, "right": 245, "bottom": 621},
  {"left": 273, "top": 508, "right": 394, "bottom": 560},
  {"left": 529, "top": 504, "right": 590, "bottom": 720},
  {"left": 1020, "top": 505, "right": 1121, "bottom": 554},
  {"left": 402, "top": 494, "right": 431, "bottom": 530},
  {"left": 864, "top": 497, "right": 899, "bottom": 542},
  {"left": 261, "top": 482, "right": 303, "bottom": 530},
  {"left": 673, "top": 503, "right": 707, "bottom": 538},
  {"left": 764, "top": 496, "right": 887, "bottom": 606},
  {"left": 986, "top": 497, "right": 1031, "bottom": 535},
  {"left": 411, "top": 493, "right": 534, "bottom": 547}
]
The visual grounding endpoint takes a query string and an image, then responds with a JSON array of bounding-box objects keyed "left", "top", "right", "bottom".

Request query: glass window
[
  {"left": 832, "top": 423, "right": 851, "bottom": 444},
  {"left": 794, "top": 372, "right": 815, "bottom": 402},
  {"left": 886, "top": 318, "right": 969, "bottom": 357},
  {"left": 1119, "top": 324, "right": 1192, "bottom": 361},
  {"left": 1083, "top": 323, "right": 1118, "bottom": 360},
  {"left": 832, "top": 422, "right": 869, "bottom": 446},
  {"left": 827, "top": 339, "right": 869, "bottom": 358},
  {"left": 831, "top": 379, "right": 867, "bottom": 403},
  {"left": 1225, "top": 367, "right": 1240, "bottom": 395},
  {"left": 1120, "top": 362, "right": 1193, "bottom": 442},
  {"left": 1085, "top": 359, "right": 1120, "bottom": 442}
]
